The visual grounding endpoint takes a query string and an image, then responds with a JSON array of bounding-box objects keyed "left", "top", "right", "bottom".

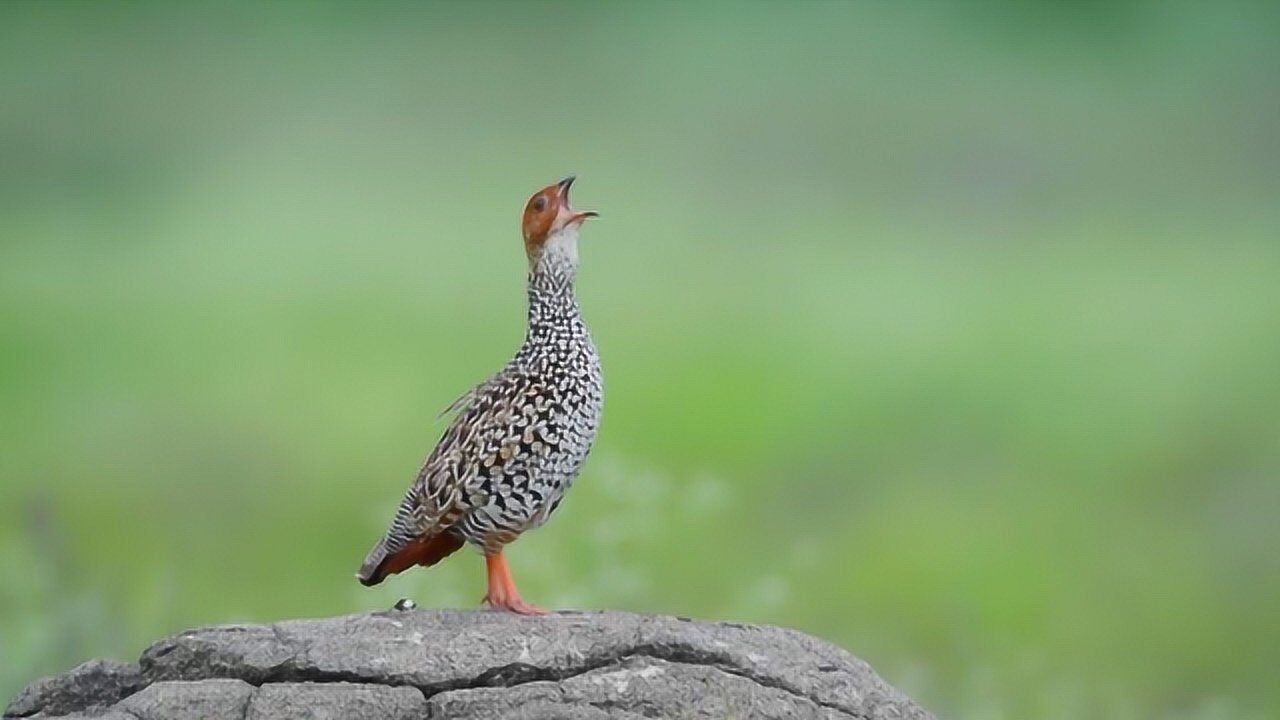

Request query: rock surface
[{"left": 5, "top": 609, "right": 933, "bottom": 719}]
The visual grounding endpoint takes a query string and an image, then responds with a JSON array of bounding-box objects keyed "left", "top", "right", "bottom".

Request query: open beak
[{"left": 558, "top": 175, "right": 599, "bottom": 224}]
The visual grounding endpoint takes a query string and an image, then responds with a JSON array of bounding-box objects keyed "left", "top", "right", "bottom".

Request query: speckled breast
[{"left": 456, "top": 327, "right": 603, "bottom": 547}]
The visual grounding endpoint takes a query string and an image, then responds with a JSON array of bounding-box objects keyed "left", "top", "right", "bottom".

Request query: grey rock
[
  {"left": 6, "top": 610, "right": 933, "bottom": 720},
  {"left": 118, "top": 679, "right": 252, "bottom": 720},
  {"left": 426, "top": 656, "right": 851, "bottom": 719},
  {"left": 29, "top": 714, "right": 137, "bottom": 720},
  {"left": 246, "top": 682, "right": 424, "bottom": 720},
  {"left": 3, "top": 658, "right": 144, "bottom": 718}
]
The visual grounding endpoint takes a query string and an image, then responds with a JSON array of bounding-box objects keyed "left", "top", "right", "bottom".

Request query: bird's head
[{"left": 521, "top": 176, "right": 597, "bottom": 272}]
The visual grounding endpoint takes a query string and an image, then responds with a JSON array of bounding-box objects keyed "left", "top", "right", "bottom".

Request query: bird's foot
[{"left": 482, "top": 592, "right": 548, "bottom": 615}]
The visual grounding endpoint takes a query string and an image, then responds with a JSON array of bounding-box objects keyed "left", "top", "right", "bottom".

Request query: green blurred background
[{"left": 2, "top": 2, "right": 1278, "bottom": 717}]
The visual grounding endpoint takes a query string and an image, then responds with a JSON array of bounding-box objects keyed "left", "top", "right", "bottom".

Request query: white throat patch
[{"left": 537, "top": 226, "right": 580, "bottom": 274}]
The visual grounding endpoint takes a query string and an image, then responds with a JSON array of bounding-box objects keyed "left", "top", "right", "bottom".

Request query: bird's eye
[{"left": 532, "top": 196, "right": 547, "bottom": 212}]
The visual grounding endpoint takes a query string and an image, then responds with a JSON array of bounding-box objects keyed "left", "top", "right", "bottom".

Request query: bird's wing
[{"left": 358, "top": 366, "right": 537, "bottom": 584}]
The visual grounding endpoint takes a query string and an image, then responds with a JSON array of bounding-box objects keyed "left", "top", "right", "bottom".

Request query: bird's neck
[
  {"left": 526, "top": 261, "right": 580, "bottom": 333},
  {"left": 524, "top": 227, "right": 583, "bottom": 336}
]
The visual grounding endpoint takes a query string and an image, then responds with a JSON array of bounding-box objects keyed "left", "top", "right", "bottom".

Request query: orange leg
[{"left": 482, "top": 551, "right": 546, "bottom": 615}]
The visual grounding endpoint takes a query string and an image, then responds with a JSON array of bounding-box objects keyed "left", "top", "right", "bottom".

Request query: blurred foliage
[{"left": 2, "top": 2, "right": 1279, "bottom": 718}]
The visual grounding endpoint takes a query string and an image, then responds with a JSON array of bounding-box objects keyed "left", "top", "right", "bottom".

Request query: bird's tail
[
  {"left": 356, "top": 533, "right": 465, "bottom": 587},
  {"left": 356, "top": 539, "right": 392, "bottom": 587}
]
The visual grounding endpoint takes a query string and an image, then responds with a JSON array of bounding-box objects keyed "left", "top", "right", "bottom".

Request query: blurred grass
[{"left": 2, "top": 2, "right": 1279, "bottom": 718}]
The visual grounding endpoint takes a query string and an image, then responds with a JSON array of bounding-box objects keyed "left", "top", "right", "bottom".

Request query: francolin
[{"left": 357, "top": 176, "right": 603, "bottom": 614}]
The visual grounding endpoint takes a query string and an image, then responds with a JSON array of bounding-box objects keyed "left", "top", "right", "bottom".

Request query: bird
[{"left": 356, "top": 176, "right": 604, "bottom": 615}]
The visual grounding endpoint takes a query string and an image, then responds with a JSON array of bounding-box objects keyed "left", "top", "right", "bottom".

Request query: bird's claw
[{"left": 482, "top": 593, "right": 548, "bottom": 615}]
